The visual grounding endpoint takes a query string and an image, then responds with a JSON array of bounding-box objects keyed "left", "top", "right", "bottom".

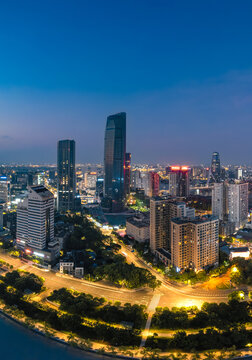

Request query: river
[{"left": 0, "top": 315, "right": 120, "bottom": 360}]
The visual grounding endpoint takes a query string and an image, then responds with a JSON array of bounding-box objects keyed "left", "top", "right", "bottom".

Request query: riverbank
[{"left": 0, "top": 307, "right": 135, "bottom": 360}]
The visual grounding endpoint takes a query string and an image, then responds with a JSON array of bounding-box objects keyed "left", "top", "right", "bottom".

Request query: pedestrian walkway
[{"left": 140, "top": 293, "right": 161, "bottom": 348}]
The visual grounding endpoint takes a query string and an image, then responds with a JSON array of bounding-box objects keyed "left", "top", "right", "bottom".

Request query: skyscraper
[
  {"left": 211, "top": 152, "right": 221, "bottom": 182},
  {"left": 228, "top": 183, "right": 248, "bottom": 229},
  {"left": 212, "top": 182, "right": 248, "bottom": 230},
  {"left": 104, "top": 112, "right": 126, "bottom": 212},
  {"left": 168, "top": 166, "right": 190, "bottom": 197},
  {"left": 124, "top": 152, "right": 131, "bottom": 197},
  {"left": 149, "top": 172, "right": 160, "bottom": 197},
  {"left": 16, "top": 185, "right": 54, "bottom": 250},
  {"left": 150, "top": 198, "right": 170, "bottom": 252},
  {"left": 0, "top": 176, "right": 9, "bottom": 206},
  {"left": 57, "top": 140, "right": 76, "bottom": 212}
]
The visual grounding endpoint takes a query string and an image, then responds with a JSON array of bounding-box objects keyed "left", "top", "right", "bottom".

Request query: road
[
  {"left": 0, "top": 252, "right": 153, "bottom": 306},
  {"left": 115, "top": 235, "right": 243, "bottom": 306},
  {"left": 1, "top": 239, "right": 247, "bottom": 310}
]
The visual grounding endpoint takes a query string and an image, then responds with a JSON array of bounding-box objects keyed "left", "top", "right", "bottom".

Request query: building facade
[
  {"left": 16, "top": 185, "right": 54, "bottom": 250},
  {"left": 168, "top": 166, "right": 190, "bottom": 197},
  {"left": 150, "top": 198, "right": 170, "bottom": 252},
  {"left": 104, "top": 112, "right": 126, "bottom": 212},
  {"left": 171, "top": 216, "right": 219, "bottom": 272},
  {"left": 124, "top": 152, "right": 131, "bottom": 197},
  {"left": 126, "top": 214, "right": 150, "bottom": 242},
  {"left": 211, "top": 152, "right": 221, "bottom": 182},
  {"left": 0, "top": 176, "right": 10, "bottom": 207},
  {"left": 228, "top": 183, "right": 248, "bottom": 229},
  {"left": 57, "top": 139, "right": 76, "bottom": 212},
  {"left": 212, "top": 182, "right": 248, "bottom": 230}
]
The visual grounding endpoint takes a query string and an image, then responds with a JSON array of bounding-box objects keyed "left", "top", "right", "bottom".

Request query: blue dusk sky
[{"left": 0, "top": 0, "right": 252, "bottom": 165}]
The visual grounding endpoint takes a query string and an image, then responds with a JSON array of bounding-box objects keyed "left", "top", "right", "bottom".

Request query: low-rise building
[
  {"left": 59, "top": 250, "right": 85, "bottom": 278},
  {"left": 155, "top": 248, "right": 171, "bottom": 266},
  {"left": 126, "top": 214, "right": 150, "bottom": 242},
  {"left": 229, "top": 247, "right": 250, "bottom": 261}
]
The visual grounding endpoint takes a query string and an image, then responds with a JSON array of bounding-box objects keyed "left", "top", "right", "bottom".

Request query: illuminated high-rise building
[
  {"left": 124, "top": 152, "right": 131, "bottom": 197},
  {"left": 131, "top": 170, "right": 142, "bottom": 190},
  {"left": 211, "top": 152, "right": 221, "bottom": 182},
  {"left": 104, "top": 112, "right": 126, "bottom": 212},
  {"left": 171, "top": 216, "right": 219, "bottom": 271},
  {"left": 168, "top": 166, "right": 190, "bottom": 197},
  {"left": 149, "top": 172, "right": 160, "bottom": 197},
  {"left": 16, "top": 186, "right": 54, "bottom": 250},
  {"left": 57, "top": 140, "right": 76, "bottom": 212},
  {"left": 0, "top": 176, "right": 9, "bottom": 206},
  {"left": 150, "top": 198, "right": 170, "bottom": 252},
  {"left": 228, "top": 182, "right": 248, "bottom": 229},
  {"left": 212, "top": 182, "right": 248, "bottom": 229}
]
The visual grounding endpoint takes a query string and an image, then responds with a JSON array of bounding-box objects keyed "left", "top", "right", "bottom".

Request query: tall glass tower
[
  {"left": 104, "top": 112, "right": 126, "bottom": 212},
  {"left": 57, "top": 139, "right": 76, "bottom": 212},
  {"left": 211, "top": 151, "right": 221, "bottom": 182}
]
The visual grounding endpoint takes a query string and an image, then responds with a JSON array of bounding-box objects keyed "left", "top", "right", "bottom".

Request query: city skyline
[{"left": 0, "top": 1, "right": 252, "bottom": 164}]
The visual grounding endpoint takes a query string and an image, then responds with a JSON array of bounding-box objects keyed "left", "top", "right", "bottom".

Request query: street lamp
[{"left": 231, "top": 266, "right": 238, "bottom": 273}]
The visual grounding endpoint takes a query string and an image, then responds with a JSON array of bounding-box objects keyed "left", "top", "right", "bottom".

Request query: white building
[
  {"left": 237, "top": 168, "right": 243, "bottom": 180},
  {"left": 16, "top": 185, "right": 54, "bottom": 250},
  {"left": 60, "top": 260, "right": 74, "bottom": 275},
  {"left": 229, "top": 247, "right": 250, "bottom": 261}
]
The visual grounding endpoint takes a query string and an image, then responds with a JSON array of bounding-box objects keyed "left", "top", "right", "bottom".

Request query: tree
[{"left": 228, "top": 291, "right": 244, "bottom": 301}]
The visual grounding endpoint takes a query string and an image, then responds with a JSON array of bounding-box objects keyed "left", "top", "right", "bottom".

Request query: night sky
[{"left": 0, "top": 0, "right": 252, "bottom": 165}]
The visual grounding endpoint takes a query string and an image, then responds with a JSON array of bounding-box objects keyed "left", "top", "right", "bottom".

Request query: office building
[
  {"left": 57, "top": 139, "right": 76, "bottom": 212},
  {"left": 150, "top": 198, "right": 170, "bottom": 252},
  {"left": 168, "top": 166, "right": 190, "bottom": 197},
  {"left": 16, "top": 185, "right": 54, "bottom": 250},
  {"left": 104, "top": 112, "right": 126, "bottom": 212},
  {"left": 124, "top": 152, "right": 131, "bottom": 197},
  {"left": 211, "top": 152, "right": 221, "bottom": 182},
  {"left": 171, "top": 216, "right": 219, "bottom": 272},
  {"left": 96, "top": 176, "right": 104, "bottom": 199}
]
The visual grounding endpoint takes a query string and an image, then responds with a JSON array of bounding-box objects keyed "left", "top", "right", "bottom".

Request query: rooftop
[
  {"left": 230, "top": 247, "right": 249, "bottom": 253},
  {"left": 172, "top": 215, "right": 218, "bottom": 225},
  {"left": 30, "top": 185, "right": 53, "bottom": 199}
]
